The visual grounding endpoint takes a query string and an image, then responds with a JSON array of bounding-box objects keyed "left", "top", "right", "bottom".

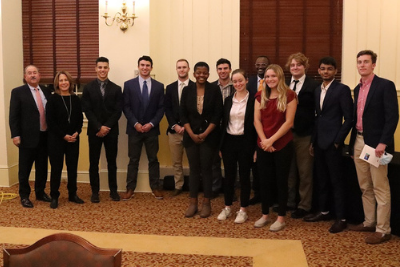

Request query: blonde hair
[
  {"left": 53, "top": 71, "right": 75, "bottom": 95},
  {"left": 260, "top": 64, "right": 289, "bottom": 112}
]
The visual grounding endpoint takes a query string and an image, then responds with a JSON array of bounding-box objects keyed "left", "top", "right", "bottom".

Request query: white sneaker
[
  {"left": 269, "top": 220, "right": 286, "bottom": 232},
  {"left": 217, "top": 207, "right": 232, "bottom": 220},
  {"left": 254, "top": 216, "right": 270, "bottom": 228},
  {"left": 234, "top": 210, "right": 248, "bottom": 224}
]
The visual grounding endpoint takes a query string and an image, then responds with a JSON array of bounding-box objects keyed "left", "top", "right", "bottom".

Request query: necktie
[
  {"left": 293, "top": 80, "right": 300, "bottom": 93},
  {"left": 142, "top": 80, "right": 149, "bottom": 108},
  {"left": 258, "top": 79, "right": 264, "bottom": 91},
  {"left": 35, "top": 88, "right": 47, "bottom": 131},
  {"left": 100, "top": 82, "right": 105, "bottom": 97},
  {"left": 178, "top": 82, "right": 185, "bottom": 103}
]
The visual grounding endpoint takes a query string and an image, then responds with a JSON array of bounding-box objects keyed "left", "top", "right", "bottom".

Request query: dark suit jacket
[
  {"left": 180, "top": 82, "right": 223, "bottom": 148},
  {"left": 350, "top": 75, "right": 399, "bottom": 154},
  {"left": 9, "top": 84, "right": 51, "bottom": 148},
  {"left": 81, "top": 79, "right": 123, "bottom": 136},
  {"left": 286, "top": 76, "right": 320, "bottom": 136},
  {"left": 312, "top": 80, "right": 353, "bottom": 150},
  {"left": 164, "top": 80, "right": 195, "bottom": 134},
  {"left": 220, "top": 92, "right": 257, "bottom": 152},
  {"left": 246, "top": 75, "right": 260, "bottom": 98},
  {"left": 123, "top": 77, "right": 164, "bottom": 136}
]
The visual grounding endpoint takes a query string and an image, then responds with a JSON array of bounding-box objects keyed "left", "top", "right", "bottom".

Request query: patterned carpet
[{"left": 1, "top": 182, "right": 399, "bottom": 266}]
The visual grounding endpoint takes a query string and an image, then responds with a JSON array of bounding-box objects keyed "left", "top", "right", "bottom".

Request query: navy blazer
[
  {"left": 220, "top": 92, "right": 257, "bottom": 152},
  {"left": 180, "top": 82, "right": 223, "bottom": 148},
  {"left": 349, "top": 75, "right": 399, "bottom": 154},
  {"left": 9, "top": 84, "right": 51, "bottom": 148},
  {"left": 286, "top": 76, "right": 320, "bottom": 136},
  {"left": 81, "top": 79, "right": 123, "bottom": 136},
  {"left": 164, "top": 79, "right": 195, "bottom": 134},
  {"left": 312, "top": 80, "right": 353, "bottom": 150},
  {"left": 246, "top": 75, "right": 259, "bottom": 98},
  {"left": 123, "top": 77, "right": 165, "bottom": 136}
]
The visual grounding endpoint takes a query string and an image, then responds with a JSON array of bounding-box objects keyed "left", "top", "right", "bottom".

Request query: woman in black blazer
[
  {"left": 218, "top": 69, "right": 256, "bottom": 224},
  {"left": 180, "top": 62, "right": 223, "bottom": 218},
  {"left": 46, "top": 71, "right": 84, "bottom": 209}
]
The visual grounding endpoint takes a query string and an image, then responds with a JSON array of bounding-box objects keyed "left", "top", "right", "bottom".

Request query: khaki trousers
[
  {"left": 168, "top": 132, "right": 185, "bottom": 190},
  {"left": 353, "top": 134, "right": 391, "bottom": 234}
]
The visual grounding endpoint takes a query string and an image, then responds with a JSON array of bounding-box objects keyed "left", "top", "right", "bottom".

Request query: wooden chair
[{"left": 3, "top": 233, "right": 122, "bottom": 267}]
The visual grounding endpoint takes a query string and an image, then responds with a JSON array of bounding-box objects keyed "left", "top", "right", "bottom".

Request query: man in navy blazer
[
  {"left": 165, "top": 59, "right": 194, "bottom": 196},
  {"left": 348, "top": 50, "right": 399, "bottom": 244},
  {"left": 122, "top": 55, "right": 165, "bottom": 200},
  {"left": 304, "top": 57, "right": 353, "bottom": 234},
  {"left": 82, "top": 57, "right": 123, "bottom": 203},
  {"left": 9, "top": 65, "right": 52, "bottom": 208},
  {"left": 285, "top": 53, "right": 320, "bottom": 219}
]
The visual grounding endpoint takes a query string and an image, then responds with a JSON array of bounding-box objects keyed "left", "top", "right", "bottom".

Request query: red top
[{"left": 255, "top": 90, "right": 297, "bottom": 151}]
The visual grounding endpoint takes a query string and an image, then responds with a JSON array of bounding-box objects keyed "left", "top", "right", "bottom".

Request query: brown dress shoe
[
  {"left": 200, "top": 198, "right": 211, "bottom": 218},
  {"left": 365, "top": 232, "right": 391, "bottom": 244},
  {"left": 152, "top": 190, "right": 164, "bottom": 200},
  {"left": 122, "top": 189, "right": 134, "bottom": 201},
  {"left": 185, "top": 198, "right": 198, "bottom": 217},
  {"left": 348, "top": 223, "right": 375, "bottom": 232}
]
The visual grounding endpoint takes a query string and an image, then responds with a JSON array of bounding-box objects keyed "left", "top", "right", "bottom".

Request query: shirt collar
[
  {"left": 291, "top": 74, "right": 306, "bottom": 84},
  {"left": 321, "top": 79, "right": 335, "bottom": 91},
  {"left": 359, "top": 74, "right": 375, "bottom": 87}
]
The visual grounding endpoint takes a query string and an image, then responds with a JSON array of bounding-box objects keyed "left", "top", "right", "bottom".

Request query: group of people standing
[{"left": 9, "top": 49, "right": 398, "bottom": 245}]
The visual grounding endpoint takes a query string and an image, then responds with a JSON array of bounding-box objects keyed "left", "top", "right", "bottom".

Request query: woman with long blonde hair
[{"left": 253, "top": 64, "right": 297, "bottom": 231}]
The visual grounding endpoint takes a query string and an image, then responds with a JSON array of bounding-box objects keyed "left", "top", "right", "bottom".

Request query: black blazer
[
  {"left": 246, "top": 75, "right": 259, "bottom": 98},
  {"left": 286, "top": 76, "right": 320, "bottom": 136},
  {"left": 123, "top": 77, "right": 165, "bottom": 136},
  {"left": 312, "top": 80, "right": 353, "bottom": 150},
  {"left": 9, "top": 84, "right": 51, "bottom": 148},
  {"left": 349, "top": 75, "right": 399, "bottom": 154},
  {"left": 220, "top": 92, "right": 257, "bottom": 152},
  {"left": 81, "top": 79, "right": 123, "bottom": 136},
  {"left": 180, "top": 82, "right": 223, "bottom": 148},
  {"left": 164, "top": 80, "right": 195, "bottom": 134}
]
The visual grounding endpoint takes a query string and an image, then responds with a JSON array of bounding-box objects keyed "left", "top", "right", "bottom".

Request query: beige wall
[{"left": 342, "top": 0, "right": 400, "bottom": 151}]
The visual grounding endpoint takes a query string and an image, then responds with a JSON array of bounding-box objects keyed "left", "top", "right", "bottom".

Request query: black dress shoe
[
  {"left": 249, "top": 196, "right": 261, "bottom": 205},
  {"left": 21, "top": 198, "right": 33, "bottom": 208},
  {"left": 69, "top": 195, "right": 84, "bottom": 204},
  {"left": 36, "top": 193, "right": 51, "bottom": 202},
  {"left": 291, "top": 208, "right": 309, "bottom": 219},
  {"left": 50, "top": 198, "right": 58, "bottom": 209},
  {"left": 110, "top": 191, "right": 120, "bottom": 201},
  {"left": 304, "top": 212, "right": 332, "bottom": 222},
  {"left": 91, "top": 193, "right": 100, "bottom": 203},
  {"left": 329, "top": 220, "right": 347, "bottom": 233}
]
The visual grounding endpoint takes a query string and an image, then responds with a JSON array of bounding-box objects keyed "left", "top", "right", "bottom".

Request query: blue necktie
[{"left": 142, "top": 80, "right": 149, "bottom": 108}]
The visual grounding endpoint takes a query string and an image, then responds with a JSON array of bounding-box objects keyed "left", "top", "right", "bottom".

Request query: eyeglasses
[{"left": 255, "top": 64, "right": 267, "bottom": 68}]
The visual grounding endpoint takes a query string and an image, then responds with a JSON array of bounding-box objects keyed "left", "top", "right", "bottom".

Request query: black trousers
[
  {"left": 88, "top": 134, "right": 118, "bottom": 193},
  {"left": 49, "top": 136, "right": 79, "bottom": 199},
  {"left": 186, "top": 142, "right": 216, "bottom": 199},
  {"left": 221, "top": 134, "right": 252, "bottom": 207},
  {"left": 257, "top": 141, "right": 294, "bottom": 216},
  {"left": 18, "top": 132, "right": 48, "bottom": 199},
  {"left": 314, "top": 143, "right": 345, "bottom": 219},
  {"left": 126, "top": 134, "right": 160, "bottom": 191}
]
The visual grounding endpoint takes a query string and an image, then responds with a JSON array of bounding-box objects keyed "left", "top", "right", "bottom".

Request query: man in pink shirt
[{"left": 349, "top": 50, "right": 399, "bottom": 244}]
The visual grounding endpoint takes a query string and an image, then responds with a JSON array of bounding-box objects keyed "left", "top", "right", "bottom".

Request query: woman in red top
[{"left": 253, "top": 64, "right": 297, "bottom": 231}]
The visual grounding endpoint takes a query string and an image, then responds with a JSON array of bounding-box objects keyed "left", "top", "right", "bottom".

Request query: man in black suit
[
  {"left": 246, "top": 55, "right": 270, "bottom": 205},
  {"left": 303, "top": 57, "right": 353, "bottom": 233},
  {"left": 81, "top": 57, "right": 123, "bottom": 203},
  {"left": 348, "top": 50, "right": 399, "bottom": 244},
  {"left": 211, "top": 58, "right": 234, "bottom": 197},
  {"left": 165, "top": 59, "right": 194, "bottom": 196},
  {"left": 122, "top": 55, "right": 165, "bottom": 200},
  {"left": 285, "top": 53, "right": 320, "bottom": 218},
  {"left": 9, "top": 65, "right": 52, "bottom": 208}
]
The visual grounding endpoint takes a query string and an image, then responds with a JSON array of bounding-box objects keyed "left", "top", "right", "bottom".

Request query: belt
[{"left": 357, "top": 131, "right": 363, "bottom": 136}]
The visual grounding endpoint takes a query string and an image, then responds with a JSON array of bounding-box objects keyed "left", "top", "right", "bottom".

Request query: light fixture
[{"left": 102, "top": 1, "right": 138, "bottom": 32}]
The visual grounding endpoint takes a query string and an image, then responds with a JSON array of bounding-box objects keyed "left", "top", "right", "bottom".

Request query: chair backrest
[{"left": 3, "top": 233, "right": 122, "bottom": 267}]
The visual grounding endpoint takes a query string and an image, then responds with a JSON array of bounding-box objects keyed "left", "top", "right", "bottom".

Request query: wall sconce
[{"left": 102, "top": 1, "right": 138, "bottom": 32}]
